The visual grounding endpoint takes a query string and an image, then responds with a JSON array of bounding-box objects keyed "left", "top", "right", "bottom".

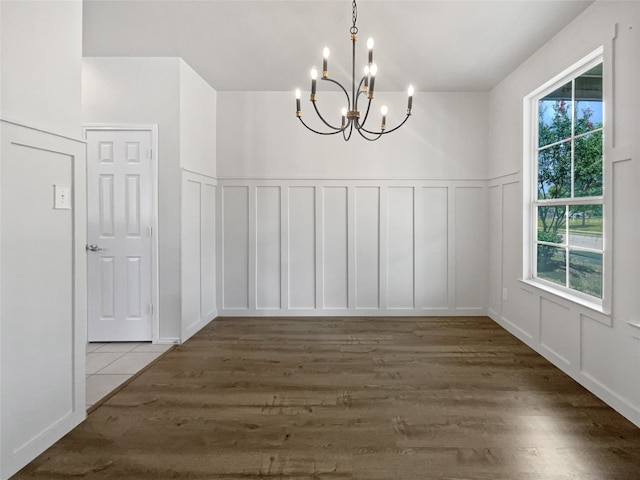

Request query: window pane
[
  {"left": 575, "top": 65, "right": 603, "bottom": 136},
  {"left": 537, "top": 206, "right": 565, "bottom": 244},
  {"left": 537, "top": 244, "right": 566, "bottom": 286},
  {"left": 569, "top": 250, "right": 602, "bottom": 298},
  {"left": 532, "top": 60, "right": 604, "bottom": 302},
  {"left": 538, "top": 142, "right": 571, "bottom": 199},
  {"left": 569, "top": 205, "right": 602, "bottom": 250},
  {"left": 539, "top": 82, "right": 572, "bottom": 148},
  {"left": 574, "top": 131, "right": 603, "bottom": 197}
]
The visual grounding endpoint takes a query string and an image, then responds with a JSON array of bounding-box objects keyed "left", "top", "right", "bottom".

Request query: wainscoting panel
[
  {"left": 611, "top": 158, "right": 639, "bottom": 326},
  {"left": 487, "top": 185, "right": 502, "bottom": 316},
  {"left": 581, "top": 314, "right": 617, "bottom": 388},
  {"left": 417, "top": 187, "right": 448, "bottom": 309},
  {"left": 322, "top": 187, "right": 348, "bottom": 309},
  {"left": 181, "top": 170, "right": 217, "bottom": 341},
  {"left": 539, "top": 297, "right": 574, "bottom": 366},
  {"left": 386, "top": 187, "right": 415, "bottom": 309},
  {"left": 288, "top": 186, "right": 316, "bottom": 309},
  {"left": 221, "top": 185, "right": 249, "bottom": 309},
  {"left": 256, "top": 186, "right": 281, "bottom": 309},
  {"left": 217, "top": 179, "right": 487, "bottom": 316},
  {"left": 455, "top": 186, "right": 487, "bottom": 309},
  {"left": 201, "top": 183, "right": 217, "bottom": 320},
  {"left": 354, "top": 186, "right": 380, "bottom": 309},
  {"left": 181, "top": 178, "right": 202, "bottom": 330}
]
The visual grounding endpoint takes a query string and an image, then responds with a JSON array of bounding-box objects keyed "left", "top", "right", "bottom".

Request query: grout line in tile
[{"left": 89, "top": 351, "right": 128, "bottom": 375}]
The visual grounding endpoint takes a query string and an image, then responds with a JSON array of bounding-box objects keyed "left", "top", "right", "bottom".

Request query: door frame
[{"left": 82, "top": 124, "right": 160, "bottom": 342}]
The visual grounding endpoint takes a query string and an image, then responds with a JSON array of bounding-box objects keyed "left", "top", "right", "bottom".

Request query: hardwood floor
[{"left": 14, "top": 317, "right": 640, "bottom": 479}]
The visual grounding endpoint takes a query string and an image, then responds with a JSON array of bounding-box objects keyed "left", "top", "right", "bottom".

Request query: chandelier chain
[{"left": 350, "top": 0, "right": 358, "bottom": 35}]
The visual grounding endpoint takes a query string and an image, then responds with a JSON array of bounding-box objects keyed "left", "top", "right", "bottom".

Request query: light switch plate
[{"left": 53, "top": 184, "right": 71, "bottom": 209}]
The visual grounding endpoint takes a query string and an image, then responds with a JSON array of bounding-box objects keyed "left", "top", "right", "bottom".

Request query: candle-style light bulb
[
  {"left": 363, "top": 65, "right": 369, "bottom": 91},
  {"left": 380, "top": 105, "right": 388, "bottom": 129},
  {"left": 310, "top": 66, "right": 318, "bottom": 97},
  {"left": 407, "top": 85, "right": 414, "bottom": 112},
  {"left": 295, "top": 88, "right": 301, "bottom": 115},
  {"left": 367, "top": 37, "right": 374, "bottom": 65},
  {"left": 341, "top": 107, "right": 347, "bottom": 127},
  {"left": 368, "top": 64, "right": 377, "bottom": 96},
  {"left": 322, "top": 47, "right": 330, "bottom": 77}
]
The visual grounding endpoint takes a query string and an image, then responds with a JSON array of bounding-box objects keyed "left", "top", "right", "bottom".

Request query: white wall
[
  {"left": 218, "top": 92, "right": 488, "bottom": 180},
  {"left": 82, "top": 57, "right": 182, "bottom": 341},
  {"left": 180, "top": 61, "right": 217, "bottom": 178},
  {"left": 488, "top": 1, "right": 640, "bottom": 426},
  {"left": 0, "top": 2, "right": 86, "bottom": 478},
  {"left": 0, "top": 0, "right": 82, "bottom": 138},
  {"left": 216, "top": 91, "right": 490, "bottom": 316}
]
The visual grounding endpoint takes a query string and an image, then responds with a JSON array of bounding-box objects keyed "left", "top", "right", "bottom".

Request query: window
[{"left": 525, "top": 50, "right": 605, "bottom": 306}]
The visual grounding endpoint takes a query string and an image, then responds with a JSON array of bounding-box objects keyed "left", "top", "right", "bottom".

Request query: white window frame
[{"left": 522, "top": 47, "right": 610, "bottom": 313}]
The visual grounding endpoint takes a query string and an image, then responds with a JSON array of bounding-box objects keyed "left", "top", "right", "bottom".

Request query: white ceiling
[{"left": 82, "top": 0, "right": 594, "bottom": 92}]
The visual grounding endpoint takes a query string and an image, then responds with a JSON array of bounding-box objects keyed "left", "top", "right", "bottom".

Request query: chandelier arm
[
  {"left": 379, "top": 114, "right": 412, "bottom": 134},
  {"left": 311, "top": 101, "right": 344, "bottom": 131},
  {"left": 357, "top": 76, "right": 366, "bottom": 94},
  {"left": 355, "top": 97, "right": 373, "bottom": 129},
  {"left": 311, "top": 76, "right": 351, "bottom": 131},
  {"left": 298, "top": 117, "right": 345, "bottom": 136},
  {"left": 321, "top": 77, "right": 352, "bottom": 110},
  {"left": 357, "top": 113, "right": 412, "bottom": 136},
  {"left": 356, "top": 127, "right": 383, "bottom": 141},
  {"left": 342, "top": 122, "right": 354, "bottom": 141}
]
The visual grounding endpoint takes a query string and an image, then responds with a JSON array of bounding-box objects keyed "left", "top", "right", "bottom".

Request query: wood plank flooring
[{"left": 14, "top": 317, "right": 640, "bottom": 479}]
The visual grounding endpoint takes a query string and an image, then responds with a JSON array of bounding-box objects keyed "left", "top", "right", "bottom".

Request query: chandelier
[{"left": 295, "top": 0, "right": 414, "bottom": 141}]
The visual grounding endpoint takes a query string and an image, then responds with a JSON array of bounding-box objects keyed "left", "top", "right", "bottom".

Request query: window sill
[{"left": 519, "top": 278, "right": 611, "bottom": 318}]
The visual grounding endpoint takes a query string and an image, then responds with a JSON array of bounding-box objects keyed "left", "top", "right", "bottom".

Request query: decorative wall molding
[
  {"left": 181, "top": 170, "right": 217, "bottom": 341},
  {"left": 217, "top": 178, "right": 488, "bottom": 317},
  {"left": 0, "top": 118, "right": 86, "bottom": 144},
  {"left": 217, "top": 176, "right": 491, "bottom": 183}
]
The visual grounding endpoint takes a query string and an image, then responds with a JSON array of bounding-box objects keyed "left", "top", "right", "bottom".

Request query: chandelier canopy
[{"left": 295, "top": 0, "right": 414, "bottom": 141}]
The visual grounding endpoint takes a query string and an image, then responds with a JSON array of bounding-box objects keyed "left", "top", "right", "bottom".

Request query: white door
[{"left": 86, "top": 128, "right": 154, "bottom": 342}]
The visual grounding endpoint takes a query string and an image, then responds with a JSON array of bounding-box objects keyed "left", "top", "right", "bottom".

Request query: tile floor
[{"left": 86, "top": 342, "right": 173, "bottom": 409}]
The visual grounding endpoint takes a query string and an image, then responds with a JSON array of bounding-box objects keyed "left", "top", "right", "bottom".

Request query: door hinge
[
  {"left": 148, "top": 148, "right": 153, "bottom": 159},
  {"left": 149, "top": 303, "right": 154, "bottom": 315},
  {"left": 149, "top": 225, "right": 153, "bottom": 237}
]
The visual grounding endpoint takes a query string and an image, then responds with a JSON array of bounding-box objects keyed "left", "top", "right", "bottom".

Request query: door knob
[{"left": 86, "top": 244, "right": 104, "bottom": 252}]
